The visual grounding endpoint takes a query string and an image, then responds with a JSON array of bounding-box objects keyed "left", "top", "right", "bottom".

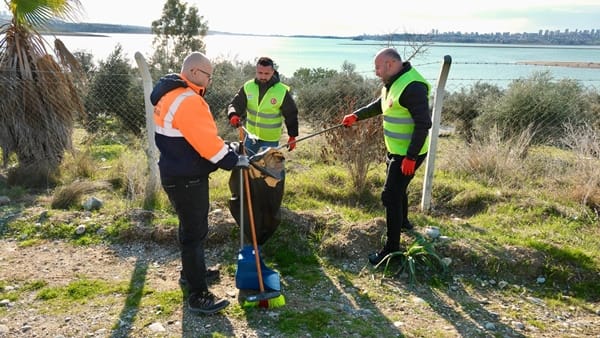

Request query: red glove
[
  {"left": 287, "top": 136, "right": 296, "bottom": 151},
  {"left": 401, "top": 157, "right": 416, "bottom": 176},
  {"left": 342, "top": 113, "right": 358, "bottom": 127},
  {"left": 229, "top": 115, "right": 241, "bottom": 127}
]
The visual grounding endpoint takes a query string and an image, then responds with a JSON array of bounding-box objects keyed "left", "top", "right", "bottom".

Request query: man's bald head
[
  {"left": 375, "top": 48, "right": 402, "bottom": 63},
  {"left": 374, "top": 48, "right": 403, "bottom": 84},
  {"left": 181, "top": 52, "right": 213, "bottom": 87}
]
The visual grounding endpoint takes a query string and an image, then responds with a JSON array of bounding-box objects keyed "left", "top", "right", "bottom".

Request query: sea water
[{"left": 49, "top": 32, "right": 600, "bottom": 90}]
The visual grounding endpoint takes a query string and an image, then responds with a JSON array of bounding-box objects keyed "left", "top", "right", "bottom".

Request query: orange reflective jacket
[{"left": 152, "top": 74, "right": 237, "bottom": 177}]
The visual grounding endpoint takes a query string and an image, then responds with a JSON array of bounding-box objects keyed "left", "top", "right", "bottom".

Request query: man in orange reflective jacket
[{"left": 151, "top": 52, "right": 242, "bottom": 315}]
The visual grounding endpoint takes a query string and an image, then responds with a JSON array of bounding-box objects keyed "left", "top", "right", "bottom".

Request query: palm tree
[{"left": 0, "top": 0, "right": 83, "bottom": 187}]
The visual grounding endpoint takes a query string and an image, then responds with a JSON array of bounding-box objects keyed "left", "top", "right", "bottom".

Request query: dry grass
[
  {"left": 60, "top": 149, "right": 98, "bottom": 181},
  {"left": 439, "top": 125, "right": 535, "bottom": 188},
  {"left": 437, "top": 123, "right": 600, "bottom": 217},
  {"left": 50, "top": 180, "right": 112, "bottom": 210},
  {"left": 561, "top": 123, "right": 600, "bottom": 213}
]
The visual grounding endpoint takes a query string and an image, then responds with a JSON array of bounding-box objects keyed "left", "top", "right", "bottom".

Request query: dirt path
[{"left": 2, "top": 231, "right": 600, "bottom": 337}]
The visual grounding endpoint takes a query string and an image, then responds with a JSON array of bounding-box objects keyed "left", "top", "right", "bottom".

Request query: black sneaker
[
  {"left": 401, "top": 220, "right": 414, "bottom": 230},
  {"left": 368, "top": 248, "right": 390, "bottom": 266},
  {"left": 179, "top": 268, "right": 220, "bottom": 287},
  {"left": 187, "top": 291, "right": 229, "bottom": 314}
]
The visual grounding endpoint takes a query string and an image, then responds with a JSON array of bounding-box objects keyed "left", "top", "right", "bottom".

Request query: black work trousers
[
  {"left": 161, "top": 175, "right": 210, "bottom": 294},
  {"left": 381, "top": 153, "right": 427, "bottom": 251}
]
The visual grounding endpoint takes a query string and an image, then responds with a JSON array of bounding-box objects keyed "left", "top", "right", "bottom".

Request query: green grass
[
  {"left": 140, "top": 290, "right": 182, "bottom": 317},
  {"left": 1, "top": 127, "right": 599, "bottom": 336},
  {"left": 276, "top": 309, "right": 336, "bottom": 335},
  {"left": 4, "top": 218, "right": 107, "bottom": 245},
  {"left": 36, "top": 278, "right": 128, "bottom": 303},
  {"left": 90, "top": 144, "right": 127, "bottom": 161},
  {"left": 115, "top": 133, "right": 600, "bottom": 302}
]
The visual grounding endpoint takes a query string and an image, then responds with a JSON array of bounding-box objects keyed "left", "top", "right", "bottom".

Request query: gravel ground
[{"left": 1, "top": 206, "right": 600, "bottom": 337}]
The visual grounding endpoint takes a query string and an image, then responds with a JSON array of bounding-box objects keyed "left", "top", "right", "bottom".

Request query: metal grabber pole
[{"left": 276, "top": 123, "right": 344, "bottom": 150}]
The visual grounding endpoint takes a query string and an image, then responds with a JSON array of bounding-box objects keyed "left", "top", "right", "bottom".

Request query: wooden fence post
[
  {"left": 421, "top": 55, "right": 452, "bottom": 212},
  {"left": 134, "top": 52, "right": 160, "bottom": 209}
]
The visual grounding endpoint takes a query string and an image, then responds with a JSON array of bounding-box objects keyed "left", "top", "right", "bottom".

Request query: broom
[{"left": 238, "top": 128, "right": 285, "bottom": 308}]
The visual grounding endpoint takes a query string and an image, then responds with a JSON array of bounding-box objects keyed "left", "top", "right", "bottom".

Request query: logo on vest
[
  {"left": 388, "top": 98, "right": 394, "bottom": 108},
  {"left": 270, "top": 98, "right": 278, "bottom": 105}
]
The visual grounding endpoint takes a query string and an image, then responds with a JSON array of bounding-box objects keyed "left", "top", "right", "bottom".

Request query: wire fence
[
  {"left": 416, "top": 60, "right": 600, "bottom": 93},
  {"left": 2, "top": 59, "right": 599, "bottom": 169}
]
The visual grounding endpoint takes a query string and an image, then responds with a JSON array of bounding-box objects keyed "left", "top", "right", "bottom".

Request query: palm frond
[
  {"left": 1, "top": 24, "right": 50, "bottom": 77},
  {"left": 9, "top": 0, "right": 83, "bottom": 29},
  {"left": 54, "top": 38, "right": 83, "bottom": 74}
]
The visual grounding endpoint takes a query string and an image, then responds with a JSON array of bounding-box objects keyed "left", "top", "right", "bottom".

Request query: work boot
[
  {"left": 179, "top": 268, "right": 220, "bottom": 288},
  {"left": 187, "top": 291, "right": 229, "bottom": 314}
]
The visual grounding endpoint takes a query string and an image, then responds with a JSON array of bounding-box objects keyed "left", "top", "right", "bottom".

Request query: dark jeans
[
  {"left": 161, "top": 175, "right": 210, "bottom": 294},
  {"left": 381, "top": 153, "right": 427, "bottom": 251},
  {"left": 243, "top": 138, "right": 279, "bottom": 156}
]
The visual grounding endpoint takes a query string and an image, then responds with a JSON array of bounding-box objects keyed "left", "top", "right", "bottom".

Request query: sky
[{"left": 2, "top": 0, "right": 600, "bottom": 36}]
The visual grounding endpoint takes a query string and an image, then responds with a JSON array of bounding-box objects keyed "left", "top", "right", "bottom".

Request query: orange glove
[
  {"left": 401, "top": 157, "right": 416, "bottom": 176},
  {"left": 229, "top": 115, "right": 241, "bottom": 127},
  {"left": 287, "top": 136, "right": 296, "bottom": 151},
  {"left": 342, "top": 113, "right": 358, "bottom": 127}
]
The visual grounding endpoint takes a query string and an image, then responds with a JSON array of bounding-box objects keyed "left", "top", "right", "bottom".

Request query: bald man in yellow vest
[{"left": 342, "top": 48, "right": 432, "bottom": 266}]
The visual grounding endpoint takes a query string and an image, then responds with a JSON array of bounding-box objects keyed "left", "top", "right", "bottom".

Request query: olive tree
[{"left": 150, "top": 0, "right": 208, "bottom": 74}]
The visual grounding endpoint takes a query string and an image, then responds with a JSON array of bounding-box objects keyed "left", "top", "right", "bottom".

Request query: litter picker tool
[
  {"left": 276, "top": 123, "right": 344, "bottom": 150},
  {"left": 234, "top": 127, "right": 285, "bottom": 308}
]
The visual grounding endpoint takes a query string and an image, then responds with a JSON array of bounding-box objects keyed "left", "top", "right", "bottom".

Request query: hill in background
[
  {"left": 0, "top": 15, "right": 151, "bottom": 34},
  {"left": 1, "top": 15, "right": 599, "bottom": 45}
]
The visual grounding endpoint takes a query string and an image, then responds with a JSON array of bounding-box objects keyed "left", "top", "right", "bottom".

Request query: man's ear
[{"left": 198, "top": 87, "right": 205, "bottom": 97}]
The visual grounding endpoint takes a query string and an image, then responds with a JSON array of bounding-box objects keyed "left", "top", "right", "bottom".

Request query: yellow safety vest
[
  {"left": 380, "top": 68, "right": 430, "bottom": 155},
  {"left": 244, "top": 80, "right": 288, "bottom": 142}
]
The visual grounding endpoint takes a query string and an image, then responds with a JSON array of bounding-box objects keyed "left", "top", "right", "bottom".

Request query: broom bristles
[{"left": 242, "top": 294, "right": 286, "bottom": 308}]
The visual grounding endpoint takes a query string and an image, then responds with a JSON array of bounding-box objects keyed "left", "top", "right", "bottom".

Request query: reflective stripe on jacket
[
  {"left": 153, "top": 77, "right": 236, "bottom": 177},
  {"left": 380, "top": 68, "right": 431, "bottom": 156},
  {"left": 243, "top": 80, "right": 288, "bottom": 142}
]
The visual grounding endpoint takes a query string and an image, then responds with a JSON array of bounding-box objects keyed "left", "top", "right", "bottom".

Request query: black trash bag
[{"left": 228, "top": 148, "right": 285, "bottom": 245}]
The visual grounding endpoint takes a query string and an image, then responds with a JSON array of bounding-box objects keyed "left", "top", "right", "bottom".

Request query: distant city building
[
  {"left": 359, "top": 29, "right": 600, "bottom": 45},
  {"left": 0, "top": 15, "right": 598, "bottom": 45}
]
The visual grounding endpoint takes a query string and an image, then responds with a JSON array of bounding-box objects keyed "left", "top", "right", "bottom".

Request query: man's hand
[
  {"left": 228, "top": 141, "right": 240, "bottom": 153},
  {"left": 229, "top": 115, "right": 241, "bottom": 127},
  {"left": 287, "top": 136, "right": 296, "bottom": 151},
  {"left": 401, "top": 157, "right": 416, "bottom": 176},
  {"left": 342, "top": 113, "right": 358, "bottom": 127}
]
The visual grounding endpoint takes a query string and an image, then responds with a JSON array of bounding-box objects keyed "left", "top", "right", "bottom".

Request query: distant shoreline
[
  {"left": 517, "top": 61, "right": 600, "bottom": 69},
  {"left": 41, "top": 32, "right": 108, "bottom": 37}
]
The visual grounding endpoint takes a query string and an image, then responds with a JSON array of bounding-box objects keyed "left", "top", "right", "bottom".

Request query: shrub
[
  {"left": 475, "top": 71, "right": 591, "bottom": 145},
  {"left": 443, "top": 81, "right": 503, "bottom": 142},
  {"left": 84, "top": 44, "right": 145, "bottom": 137},
  {"left": 321, "top": 99, "right": 386, "bottom": 194},
  {"left": 292, "top": 62, "right": 378, "bottom": 124}
]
